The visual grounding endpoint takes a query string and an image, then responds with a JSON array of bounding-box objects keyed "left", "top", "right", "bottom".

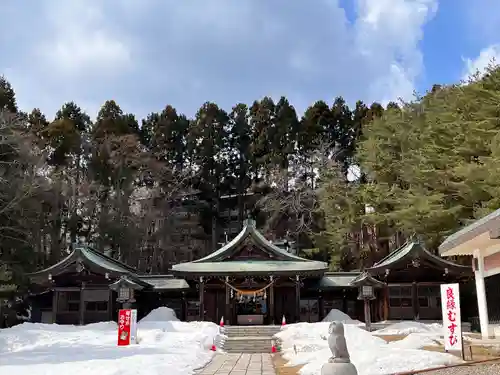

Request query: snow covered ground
[
  {"left": 375, "top": 321, "right": 445, "bottom": 349},
  {"left": 375, "top": 321, "right": 443, "bottom": 336},
  {"left": 321, "top": 308, "right": 362, "bottom": 325},
  {"left": 0, "top": 307, "right": 219, "bottom": 375},
  {"left": 276, "top": 315, "right": 462, "bottom": 375},
  {"left": 0, "top": 306, "right": 465, "bottom": 375}
]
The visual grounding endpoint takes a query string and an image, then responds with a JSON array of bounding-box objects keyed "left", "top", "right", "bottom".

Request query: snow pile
[
  {"left": 0, "top": 310, "right": 219, "bottom": 375},
  {"left": 276, "top": 322, "right": 461, "bottom": 375},
  {"left": 140, "top": 306, "right": 179, "bottom": 323},
  {"left": 389, "top": 333, "right": 440, "bottom": 349},
  {"left": 375, "top": 321, "right": 442, "bottom": 336},
  {"left": 322, "top": 309, "right": 361, "bottom": 324}
]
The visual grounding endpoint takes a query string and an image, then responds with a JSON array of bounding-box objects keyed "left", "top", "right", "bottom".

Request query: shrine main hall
[{"left": 28, "top": 218, "right": 472, "bottom": 326}]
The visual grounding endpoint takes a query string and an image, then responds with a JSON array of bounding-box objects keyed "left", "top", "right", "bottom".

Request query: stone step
[
  {"left": 223, "top": 347, "right": 276, "bottom": 353},
  {"left": 216, "top": 326, "right": 282, "bottom": 353},
  {"left": 224, "top": 331, "right": 281, "bottom": 336},
  {"left": 223, "top": 327, "right": 281, "bottom": 331},
  {"left": 222, "top": 326, "right": 282, "bottom": 337},
  {"left": 224, "top": 347, "right": 275, "bottom": 353},
  {"left": 223, "top": 345, "right": 274, "bottom": 350},
  {"left": 221, "top": 336, "right": 277, "bottom": 353},
  {"left": 225, "top": 336, "right": 274, "bottom": 342}
]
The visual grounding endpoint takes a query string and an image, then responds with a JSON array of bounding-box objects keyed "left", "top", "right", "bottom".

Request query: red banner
[{"left": 117, "top": 309, "right": 132, "bottom": 346}]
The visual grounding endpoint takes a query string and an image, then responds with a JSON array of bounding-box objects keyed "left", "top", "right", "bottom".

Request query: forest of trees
[{"left": 1, "top": 64, "right": 500, "bottom": 294}]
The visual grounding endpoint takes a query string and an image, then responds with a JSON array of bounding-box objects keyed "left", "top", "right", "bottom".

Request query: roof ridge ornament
[{"left": 244, "top": 215, "right": 256, "bottom": 227}]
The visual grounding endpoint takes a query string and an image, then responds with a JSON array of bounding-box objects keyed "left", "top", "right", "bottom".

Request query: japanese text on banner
[
  {"left": 117, "top": 309, "right": 132, "bottom": 346},
  {"left": 440, "top": 283, "right": 462, "bottom": 353}
]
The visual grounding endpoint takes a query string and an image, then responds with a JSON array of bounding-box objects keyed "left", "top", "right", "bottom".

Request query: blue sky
[{"left": 1, "top": 0, "right": 499, "bottom": 120}]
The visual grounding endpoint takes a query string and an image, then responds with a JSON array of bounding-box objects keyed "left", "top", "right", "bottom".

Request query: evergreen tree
[
  {"left": 249, "top": 97, "right": 275, "bottom": 181},
  {"left": 0, "top": 76, "right": 17, "bottom": 113},
  {"left": 228, "top": 103, "right": 252, "bottom": 222},
  {"left": 141, "top": 105, "right": 189, "bottom": 174},
  {"left": 188, "top": 102, "right": 229, "bottom": 250}
]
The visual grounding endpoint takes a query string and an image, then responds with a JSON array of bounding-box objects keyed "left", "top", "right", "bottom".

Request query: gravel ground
[{"left": 422, "top": 362, "right": 500, "bottom": 375}]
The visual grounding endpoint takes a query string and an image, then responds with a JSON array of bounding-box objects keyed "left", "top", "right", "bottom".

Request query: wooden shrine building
[
  {"left": 27, "top": 246, "right": 190, "bottom": 325},
  {"left": 366, "top": 240, "right": 472, "bottom": 321},
  {"left": 27, "top": 220, "right": 472, "bottom": 326},
  {"left": 171, "top": 218, "right": 329, "bottom": 325}
]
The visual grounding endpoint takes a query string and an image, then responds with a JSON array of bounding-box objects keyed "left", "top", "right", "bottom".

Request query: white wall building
[{"left": 439, "top": 209, "right": 500, "bottom": 339}]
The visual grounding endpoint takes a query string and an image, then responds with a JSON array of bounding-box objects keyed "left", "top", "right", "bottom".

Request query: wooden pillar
[
  {"left": 108, "top": 289, "right": 113, "bottom": 321},
  {"left": 364, "top": 299, "right": 372, "bottom": 331},
  {"left": 199, "top": 277, "right": 205, "bottom": 321},
  {"left": 79, "top": 282, "right": 85, "bottom": 326},
  {"left": 383, "top": 285, "right": 389, "bottom": 321},
  {"left": 295, "top": 276, "right": 301, "bottom": 323},
  {"left": 376, "top": 290, "right": 382, "bottom": 322},
  {"left": 412, "top": 282, "right": 419, "bottom": 321},
  {"left": 269, "top": 277, "right": 275, "bottom": 324},
  {"left": 225, "top": 281, "right": 230, "bottom": 325},
  {"left": 318, "top": 291, "right": 324, "bottom": 321},
  {"left": 181, "top": 292, "right": 187, "bottom": 321},
  {"left": 342, "top": 291, "right": 348, "bottom": 313},
  {"left": 52, "top": 290, "right": 58, "bottom": 324}
]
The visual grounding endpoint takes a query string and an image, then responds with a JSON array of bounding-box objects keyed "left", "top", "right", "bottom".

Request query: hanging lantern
[
  {"left": 263, "top": 290, "right": 267, "bottom": 300},
  {"left": 253, "top": 292, "right": 256, "bottom": 302}
]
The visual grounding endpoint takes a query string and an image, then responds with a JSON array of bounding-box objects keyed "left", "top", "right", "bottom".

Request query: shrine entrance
[
  {"left": 235, "top": 295, "right": 267, "bottom": 325},
  {"left": 227, "top": 277, "right": 274, "bottom": 325}
]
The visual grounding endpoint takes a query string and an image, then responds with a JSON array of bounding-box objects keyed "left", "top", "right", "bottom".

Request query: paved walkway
[{"left": 196, "top": 353, "right": 275, "bottom": 375}]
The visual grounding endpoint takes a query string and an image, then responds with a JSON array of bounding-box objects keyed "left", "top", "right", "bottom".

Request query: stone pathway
[{"left": 196, "top": 353, "right": 275, "bottom": 375}]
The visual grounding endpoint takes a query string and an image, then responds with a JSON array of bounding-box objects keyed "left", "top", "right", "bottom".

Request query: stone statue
[
  {"left": 321, "top": 322, "right": 358, "bottom": 375},
  {"left": 327, "top": 321, "right": 350, "bottom": 363}
]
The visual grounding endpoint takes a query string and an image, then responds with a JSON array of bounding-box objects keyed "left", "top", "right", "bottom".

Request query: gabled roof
[
  {"left": 316, "top": 272, "right": 361, "bottom": 289},
  {"left": 27, "top": 246, "right": 192, "bottom": 291},
  {"left": 171, "top": 218, "right": 328, "bottom": 276},
  {"left": 196, "top": 218, "right": 309, "bottom": 262},
  {"left": 350, "top": 271, "right": 385, "bottom": 288},
  {"left": 109, "top": 275, "right": 148, "bottom": 291},
  {"left": 27, "top": 245, "right": 139, "bottom": 283},
  {"left": 306, "top": 272, "right": 361, "bottom": 290},
  {"left": 368, "top": 240, "right": 471, "bottom": 275},
  {"left": 138, "top": 275, "right": 190, "bottom": 291}
]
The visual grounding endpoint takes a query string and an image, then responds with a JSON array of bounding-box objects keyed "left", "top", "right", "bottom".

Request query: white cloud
[
  {"left": 462, "top": 45, "right": 500, "bottom": 81},
  {"left": 0, "top": 0, "right": 437, "bottom": 120},
  {"left": 354, "top": 0, "right": 438, "bottom": 102},
  {"left": 38, "top": 1, "right": 132, "bottom": 76}
]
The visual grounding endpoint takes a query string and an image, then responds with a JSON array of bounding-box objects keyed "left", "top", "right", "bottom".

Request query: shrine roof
[
  {"left": 27, "top": 245, "right": 139, "bottom": 282},
  {"left": 138, "top": 275, "right": 190, "bottom": 290},
  {"left": 367, "top": 240, "right": 471, "bottom": 275},
  {"left": 172, "top": 260, "right": 327, "bottom": 276},
  {"left": 27, "top": 247, "right": 190, "bottom": 291},
  {"left": 350, "top": 271, "right": 385, "bottom": 287},
  {"left": 109, "top": 275, "right": 149, "bottom": 291},
  {"left": 317, "top": 272, "right": 361, "bottom": 288},
  {"left": 171, "top": 218, "right": 328, "bottom": 276},
  {"left": 197, "top": 218, "right": 311, "bottom": 262}
]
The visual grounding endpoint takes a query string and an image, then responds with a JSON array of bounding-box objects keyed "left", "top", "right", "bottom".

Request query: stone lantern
[
  {"left": 358, "top": 285, "right": 375, "bottom": 300},
  {"left": 109, "top": 275, "right": 144, "bottom": 309},
  {"left": 350, "top": 272, "right": 384, "bottom": 332}
]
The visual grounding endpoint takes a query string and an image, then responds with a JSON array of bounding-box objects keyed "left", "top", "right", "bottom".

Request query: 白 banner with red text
[{"left": 440, "top": 283, "right": 462, "bottom": 353}]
